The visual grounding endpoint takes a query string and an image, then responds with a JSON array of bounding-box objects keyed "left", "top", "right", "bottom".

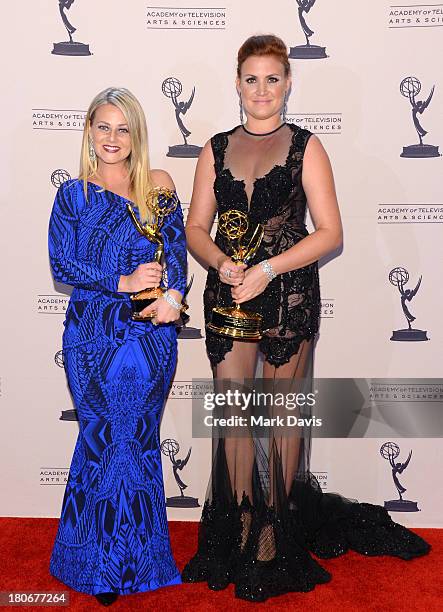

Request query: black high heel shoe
[{"left": 94, "top": 592, "right": 119, "bottom": 606}]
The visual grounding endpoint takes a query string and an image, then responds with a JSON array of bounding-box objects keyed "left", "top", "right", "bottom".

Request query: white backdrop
[{"left": 0, "top": 1, "right": 442, "bottom": 527}]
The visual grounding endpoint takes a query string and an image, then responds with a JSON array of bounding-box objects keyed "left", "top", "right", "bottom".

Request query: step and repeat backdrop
[{"left": 0, "top": 1, "right": 442, "bottom": 526}]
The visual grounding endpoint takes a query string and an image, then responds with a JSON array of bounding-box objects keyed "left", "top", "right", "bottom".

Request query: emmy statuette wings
[
  {"left": 52, "top": 0, "right": 92, "bottom": 56},
  {"left": 399, "top": 76, "right": 440, "bottom": 158},
  {"left": 126, "top": 187, "right": 189, "bottom": 321},
  {"left": 207, "top": 209, "right": 265, "bottom": 340},
  {"left": 288, "top": 0, "right": 328, "bottom": 60},
  {"left": 388, "top": 267, "right": 429, "bottom": 341}
]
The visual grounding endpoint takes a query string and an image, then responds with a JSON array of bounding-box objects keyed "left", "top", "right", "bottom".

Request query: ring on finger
[{"left": 224, "top": 269, "right": 232, "bottom": 279}]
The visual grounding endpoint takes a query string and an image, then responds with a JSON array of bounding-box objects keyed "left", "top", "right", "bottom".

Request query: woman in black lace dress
[{"left": 182, "top": 35, "right": 430, "bottom": 602}]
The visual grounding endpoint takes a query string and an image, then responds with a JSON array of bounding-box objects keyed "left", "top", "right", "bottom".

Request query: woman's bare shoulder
[{"left": 150, "top": 168, "right": 176, "bottom": 190}]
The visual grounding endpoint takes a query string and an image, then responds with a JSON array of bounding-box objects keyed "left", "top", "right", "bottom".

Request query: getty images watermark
[
  {"left": 203, "top": 388, "right": 321, "bottom": 429},
  {"left": 190, "top": 378, "right": 443, "bottom": 439}
]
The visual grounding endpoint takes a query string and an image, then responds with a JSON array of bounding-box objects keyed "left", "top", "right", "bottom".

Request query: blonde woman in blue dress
[{"left": 49, "top": 87, "right": 187, "bottom": 606}]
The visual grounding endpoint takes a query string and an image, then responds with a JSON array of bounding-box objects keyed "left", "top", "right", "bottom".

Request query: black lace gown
[
  {"left": 182, "top": 124, "right": 430, "bottom": 602},
  {"left": 205, "top": 122, "right": 320, "bottom": 368}
]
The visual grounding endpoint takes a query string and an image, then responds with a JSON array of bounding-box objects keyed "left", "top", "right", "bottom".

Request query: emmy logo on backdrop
[
  {"left": 52, "top": 0, "right": 92, "bottom": 56},
  {"left": 162, "top": 78, "right": 202, "bottom": 158},
  {"left": 161, "top": 439, "right": 200, "bottom": 508},
  {"left": 51, "top": 169, "right": 71, "bottom": 188},
  {"left": 380, "top": 442, "right": 420, "bottom": 512},
  {"left": 289, "top": 0, "right": 328, "bottom": 59},
  {"left": 400, "top": 77, "right": 440, "bottom": 158},
  {"left": 389, "top": 267, "right": 429, "bottom": 341},
  {"left": 54, "top": 349, "right": 64, "bottom": 369}
]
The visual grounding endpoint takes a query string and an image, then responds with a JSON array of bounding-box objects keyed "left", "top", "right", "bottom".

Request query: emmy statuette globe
[
  {"left": 126, "top": 188, "right": 189, "bottom": 321},
  {"left": 207, "top": 210, "right": 264, "bottom": 340},
  {"left": 162, "top": 77, "right": 203, "bottom": 158},
  {"left": 400, "top": 76, "right": 440, "bottom": 158},
  {"left": 380, "top": 442, "right": 419, "bottom": 512},
  {"left": 388, "top": 267, "right": 429, "bottom": 341},
  {"left": 160, "top": 439, "right": 200, "bottom": 508}
]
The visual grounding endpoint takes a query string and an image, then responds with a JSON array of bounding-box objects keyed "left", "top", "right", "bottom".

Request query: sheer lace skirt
[{"left": 182, "top": 340, "right": 431, "bottom": 602}]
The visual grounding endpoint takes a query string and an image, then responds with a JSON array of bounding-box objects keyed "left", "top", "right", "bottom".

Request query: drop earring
[
  {"left": 239, "top": 94, "right": 244, "bottom": 124},
  {"left": 88, "top": 138, "right": 96, "bottom": 162}
]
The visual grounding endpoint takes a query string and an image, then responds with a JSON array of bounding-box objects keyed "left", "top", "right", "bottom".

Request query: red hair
[{"left": 237, "top": 35, "right": 290, "bottom": 78}]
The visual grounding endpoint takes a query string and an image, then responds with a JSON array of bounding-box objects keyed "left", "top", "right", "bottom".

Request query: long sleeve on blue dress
[
  {"left": 160, "top": 192, "right": 188, "bottom": 297},
  {"left": 48, "top": 181, "right": 121, "bottom": 293}
]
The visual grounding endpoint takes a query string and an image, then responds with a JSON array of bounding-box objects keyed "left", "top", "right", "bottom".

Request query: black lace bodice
[{"left": 204, "top": 123, "right": 321, "bottom": 367}]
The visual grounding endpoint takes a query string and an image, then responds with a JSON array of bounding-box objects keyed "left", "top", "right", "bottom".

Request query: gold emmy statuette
[
  {"left": 126, "top": 187, "right": 188, "bottom": 321},
  {"left": 207, "top": 209, "right": 264, "bottom": 340}
]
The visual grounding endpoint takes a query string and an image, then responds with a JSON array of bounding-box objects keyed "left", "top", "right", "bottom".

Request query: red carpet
[{"left": 0, "top": 518, "right": 440, "bottom": 611}]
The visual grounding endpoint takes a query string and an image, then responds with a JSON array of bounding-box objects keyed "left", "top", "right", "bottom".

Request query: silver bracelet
[
  {"left": 162, "top": 290, "right": 182, "bottom": 310},
  {"left": 259, "top": 259, "right": 277, "bottom": 281}
]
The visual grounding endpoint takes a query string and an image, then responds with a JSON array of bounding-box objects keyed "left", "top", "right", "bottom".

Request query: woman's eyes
[
  {"left": 245, "top": 77, "right": 280, "bottom": 84},
  {"left": 97, "top": 125, "right": 129, "bottom": 133}
]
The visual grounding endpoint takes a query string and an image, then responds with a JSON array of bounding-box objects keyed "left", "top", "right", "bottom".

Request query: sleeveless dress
[
  {"left": 48, "top": 179, "right": 187, "bottom": 595},
  {"left": 182, "top": 124, "right": 431, "bottom": 602},
  {"left": 204, "top": 122, "right": 320, "bottom": 367}
]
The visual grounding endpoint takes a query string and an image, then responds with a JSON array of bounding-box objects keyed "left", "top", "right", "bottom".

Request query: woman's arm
[
  {"left": 48, "top": 181, "right": 121, "bottom": 292},
  {"left": 232, "top": 135, "right": 343, "bottom": 304},
  {"left": 185, "top": 140, "right": 245, "bottom": 286},
  {"left": 185, "top": 141, "right": 220, "bottom": 268},
  {"left": 152, "top": 168, "right": 188, "bottom": 302}
]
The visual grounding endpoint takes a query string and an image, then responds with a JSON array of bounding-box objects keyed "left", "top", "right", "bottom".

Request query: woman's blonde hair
[{"left": 79, "top": 87, "right": 153, "bottom": 222}]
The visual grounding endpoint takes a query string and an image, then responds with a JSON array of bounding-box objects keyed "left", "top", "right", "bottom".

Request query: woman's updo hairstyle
[{"left": 237, "top": 34, "right": 291, "bottom": 78}]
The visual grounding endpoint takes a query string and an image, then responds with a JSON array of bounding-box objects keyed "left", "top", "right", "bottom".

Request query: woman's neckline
[
  {"left": 241, "top": 122, "right": 286, "bottom": 137},
  {"left": 87, "top": 181, "right": 131, "bottom": 203},
  {"left": 86, "top": 181, "right": 177, "bottom": 209},
  {"left": 220, "top": 122, "right": 298, "bottom": 210}
]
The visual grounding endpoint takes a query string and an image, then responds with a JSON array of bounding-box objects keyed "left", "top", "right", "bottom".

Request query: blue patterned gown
[{"left": 48, "top": 179, "right": 187, "bottom": 595}]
